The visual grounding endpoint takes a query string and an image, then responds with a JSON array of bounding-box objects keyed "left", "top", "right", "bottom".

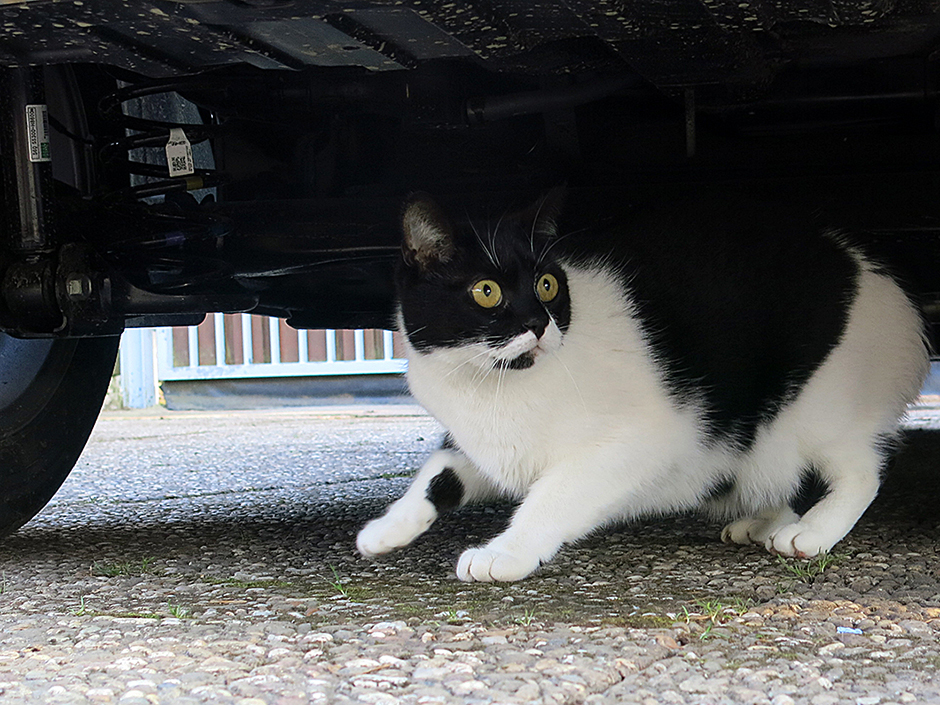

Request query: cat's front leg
[
  {"left": 456, "top": 461, "right": 638, "bottom": 582},
  {"left": 357, "top": 446, "right": 496, "bottom": 557}
]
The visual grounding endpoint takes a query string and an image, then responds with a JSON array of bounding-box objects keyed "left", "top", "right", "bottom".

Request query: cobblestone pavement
[{"left": 0, "top": 403, "right": 939, "bottom": 704}]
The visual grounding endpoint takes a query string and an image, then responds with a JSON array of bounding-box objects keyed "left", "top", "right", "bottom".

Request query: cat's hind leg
[
  {"left": 357, "top": 445, "right": 496, "bottom": 557},
  {"left": 721, "top": 505, "right": 801, "bottom": 547},
  {"left": 764, "top": 441, "right": 883, "bottom": 558}
]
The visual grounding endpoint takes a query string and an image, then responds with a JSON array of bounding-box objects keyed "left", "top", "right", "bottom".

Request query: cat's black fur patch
[
  {"left": 500, "top": 353, "right": 535, "bottom": 370},
  {"left": 556, "top": 194, "right": 857, "bottom": 449},
  {"left": 704, "top": 476, "right": 736, "bottom": 501},
  {"left": 427, "top": 467, "right": 464, "bottom": 513},
  {"left": 788, "top": 466, "right": 831, "bottom": 516}
]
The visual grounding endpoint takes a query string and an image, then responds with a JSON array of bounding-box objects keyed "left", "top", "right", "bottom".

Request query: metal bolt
[{"left": 66, "top": 274, "right": 92, "bottom": 300}]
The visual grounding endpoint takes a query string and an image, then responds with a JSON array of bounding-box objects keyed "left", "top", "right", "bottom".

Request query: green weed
[
  {"left": 167, "top": 600, "right": 190, "bottom": 619},
  {"left": 679, "top": 596, "right": 754, "bottom": 640},
  {"left": 70, "top": 596, "right": 90, "bottom": 617},
  {"left": 514, "top": 607, "right": 537, "bottom": 627},
  {"left": 328, "top": 565, "right": 349, "bottom": 598},
  {"left": 91, "top": 557, "right": 159, "bottom": 578},
  {"left": 112, "top": 611, "right": 162, "bottom": 620},
  {"left": 776, "top": 553, "right": 839, "bottom": 583}
]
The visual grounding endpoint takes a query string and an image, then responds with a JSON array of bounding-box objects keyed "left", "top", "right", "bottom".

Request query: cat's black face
[{"left": 397, "top": 192, "right": 571, "bottom": 370}]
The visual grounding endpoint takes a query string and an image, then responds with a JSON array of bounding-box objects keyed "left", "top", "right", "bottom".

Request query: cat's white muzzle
[{"left": 490, "top": 320, "right": 563, "bottom": 367}]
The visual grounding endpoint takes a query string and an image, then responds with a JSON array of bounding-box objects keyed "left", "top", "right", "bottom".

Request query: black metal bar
[
  {"left": 0, "top": 67, "right": 56, "bottom": 254},
  {"left": 465, "top": 76, "right": 640, "bottom": 125}
]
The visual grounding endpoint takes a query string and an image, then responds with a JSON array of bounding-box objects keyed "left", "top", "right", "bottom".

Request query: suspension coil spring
[
  {"left": 82, "top": 75, "right": 237, "bottom": 293},
  {"left": 98, "top": 75, "right": 228, "bottom": 200}
]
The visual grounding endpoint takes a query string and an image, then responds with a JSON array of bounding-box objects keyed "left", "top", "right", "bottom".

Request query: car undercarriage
[{"left": 1, "top": 0, "right": 939, "bottom": 533}]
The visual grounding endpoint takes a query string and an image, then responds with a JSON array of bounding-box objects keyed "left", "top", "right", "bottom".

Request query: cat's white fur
[{"left": 358, "top": 248, "right": 928, "bottom": 582}]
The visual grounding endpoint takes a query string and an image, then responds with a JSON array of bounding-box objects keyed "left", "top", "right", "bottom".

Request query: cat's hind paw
[
  {"left": 721, "top": 516, "right": 782, "bottom": 546},
  {"left": 721, "top": 507, "right": 801, "bottom": 547},
  {"left": 456, "top": 546, "right": 540, "bottom": 582},
  {"left": 721, "top": 518, "right": 766, "bottom": 546},
  {"left": 357, "top": 501, "right": 436, "bottom": 558}
]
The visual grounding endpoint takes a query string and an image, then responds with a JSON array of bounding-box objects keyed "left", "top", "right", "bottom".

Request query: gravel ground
[{"left": 1, "top": 402, "right": 939, "bottom": 704}]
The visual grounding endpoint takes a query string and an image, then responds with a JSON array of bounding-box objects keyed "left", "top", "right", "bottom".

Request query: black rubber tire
[{"left": 0, "top": 334, "right": 120, "bottom": 536}]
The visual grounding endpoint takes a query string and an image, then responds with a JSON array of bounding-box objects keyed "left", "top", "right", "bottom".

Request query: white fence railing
[
  {"left": 119, "top": 314, "right": 407, "bottom": 408},
  {"left": 157, "top": 313, "right": 406, "bottom": 380}
]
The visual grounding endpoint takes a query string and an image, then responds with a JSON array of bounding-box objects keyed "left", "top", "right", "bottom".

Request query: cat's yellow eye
[
  {"left": 536, "top": 273, "right": 560, "bottom": 302},
  {"left": 470, "top": 279, "right": 503, "bottom": 308}
]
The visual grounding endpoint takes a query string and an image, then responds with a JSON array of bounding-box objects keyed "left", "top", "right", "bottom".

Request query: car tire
[{"left": 0, "top": 333, "right": 120, "bottom": 536}]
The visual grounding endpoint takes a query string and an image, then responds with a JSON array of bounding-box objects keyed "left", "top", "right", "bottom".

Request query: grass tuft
[
  {"left": 328, "top": 565, "right": 350, "bottom": 598},
  {"left": 776, "top": 553, "right": 840, "bottom": 583},
  {"left": 678, "top": 596, "right": 755, "bottom": 640},
  {"left": 514, "top": 607, "right": 537, "bottom": 627},
  {"left": 167, "top": 599, "right": 191, "bottom": 619},
  {"left": 70, "top": 596, "right": 90, "bottom": 617}
]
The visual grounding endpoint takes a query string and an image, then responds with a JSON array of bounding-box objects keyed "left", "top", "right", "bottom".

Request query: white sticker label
[
  {"left": 165, "top": 127, "right": 195, "bottom": 177},
  {"left": 25, "top": 104, "right": 51, "bottom": 163}
]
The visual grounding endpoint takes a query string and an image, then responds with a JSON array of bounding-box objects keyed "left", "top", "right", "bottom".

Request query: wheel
[{"left": 0, "top": 334, "right": 120, "bottom": 536}]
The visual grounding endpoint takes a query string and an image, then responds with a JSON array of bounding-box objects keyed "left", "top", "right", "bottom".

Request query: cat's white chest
[{"left": 407, "top": 357, "right": 556, "bottom": 494}]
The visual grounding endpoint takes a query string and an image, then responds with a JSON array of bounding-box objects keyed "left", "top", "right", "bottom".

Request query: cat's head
[{"left": 397, "top": 189, "right": 571, "bottom": 371}]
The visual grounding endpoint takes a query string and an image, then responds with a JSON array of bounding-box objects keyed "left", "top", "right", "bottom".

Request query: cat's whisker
[
  {"left": 490, "top": 208, "right": 510, "bottom": 269},
  {"left": 469, "top": 359, "right": 497, "bottom": 396},
  {"left": 537, "top": 228, "right": 587, "bottom": 266},
  {"left": 444, "top": 360, "right": 479, "bottom": 379},
  {"left": 549, "top": 348, "right": 589, "bottom": 417},
  {"left": 403, "top": 325, "right": 428, "bottom": 340},
  {"left": 494, "top": 357, "right": 507, "bottom": 406},
  {"left": 443, "top": 347, "right": 493, "bottom": 379},
  {"left": 529, "top": 192, "right": 553, "bottom": 255},
  {"left": 457, "top": 345, "right": 497, "bottom": 390},
  {"left": 482, "top": 224, "right": 499, "bottom": 271},
  {"left": 468, "top": 216, "right": 499, "bottom": 269}
]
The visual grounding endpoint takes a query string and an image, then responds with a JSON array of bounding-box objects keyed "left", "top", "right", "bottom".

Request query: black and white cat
[{"left": 357, "top": 188, "right": 929, "bottom": 582}]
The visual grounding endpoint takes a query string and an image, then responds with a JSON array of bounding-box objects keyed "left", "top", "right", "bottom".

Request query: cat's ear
[
  {"left": 521, "top": 186, "right": 566, "bottom": 240},
  {"left": 402, "top": 193, "right": 457, "bottom": 270}
]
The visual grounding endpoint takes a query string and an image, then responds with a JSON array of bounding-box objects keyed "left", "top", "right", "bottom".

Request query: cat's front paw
[
  {"left": 357, "top": 503, "right": 435, "bottom": 558},
  {"left": 456, "top": 546, "right": 539, "bottom": 582},
  {"left": 765, "top": 523, "right": 832, "bottom": 558}
]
